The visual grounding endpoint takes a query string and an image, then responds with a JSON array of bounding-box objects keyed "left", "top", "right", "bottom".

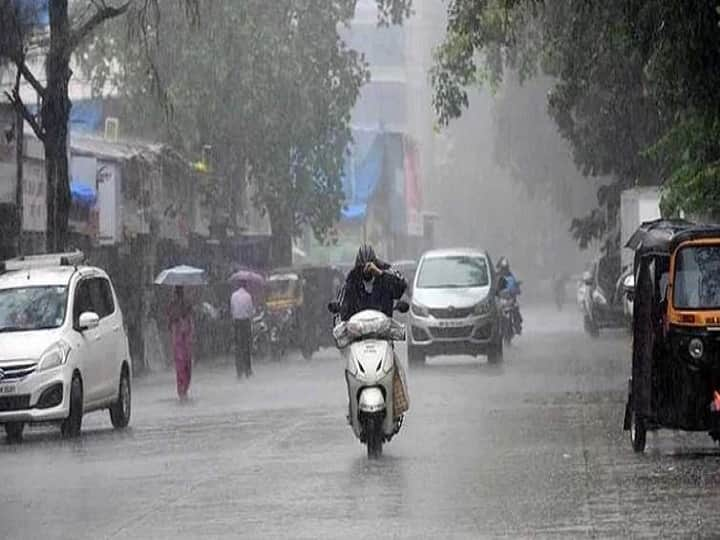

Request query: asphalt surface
[{"left": 3, "top": 305, "right": 720, "bottom": 539}]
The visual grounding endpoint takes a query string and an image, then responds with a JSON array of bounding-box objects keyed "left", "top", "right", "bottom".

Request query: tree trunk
[
  {"left": 269, "top": 206, "right": 292, "bottom": 268},
  {"left": 43, "top": 0, "right": 72, "bottom": 252}
]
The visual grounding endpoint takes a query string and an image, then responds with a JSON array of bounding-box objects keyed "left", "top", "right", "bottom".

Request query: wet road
[{"left": 3, "top": 306, "right": 720, "bottom": 539}]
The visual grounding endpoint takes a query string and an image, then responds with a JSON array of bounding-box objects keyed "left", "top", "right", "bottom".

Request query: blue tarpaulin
[
  {"left": 27, "top": 99, "right": 105, "bottom": 134},
  {"left": 341, "top": 130, "right": 384, "bottom": 221},
  {"left": 70, "top": 181, "right": 97, "bottom": 208},
  {"left": 18, "top": 0, "right": 49, "bottom": 27}
]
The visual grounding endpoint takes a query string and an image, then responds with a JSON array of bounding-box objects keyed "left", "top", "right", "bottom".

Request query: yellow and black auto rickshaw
[
  {"left": 624, "top": 219, "right": 720, "bottom": 452},
  {"left": 264, "top": 270, "right": 302, "bottom": 358}
]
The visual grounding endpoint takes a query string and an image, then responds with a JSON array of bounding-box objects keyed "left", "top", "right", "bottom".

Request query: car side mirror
[
  {"left": 78, "top": 311, "right": 100, "bottom": 331},
  {"left": 395, "top": 300, "right": 409, "bottom": 313},
  {"left": 327, "top": 301, "right": 340, "bottom": 314}
]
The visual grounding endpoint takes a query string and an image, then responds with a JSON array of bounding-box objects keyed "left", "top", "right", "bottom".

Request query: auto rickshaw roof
[{"left": 626, "top": 218, "right": 720, "bottom": 255}]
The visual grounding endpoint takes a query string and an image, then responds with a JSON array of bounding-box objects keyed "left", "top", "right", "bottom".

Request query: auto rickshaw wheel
[{"left": 630, "top": 411, "right": 647, "bottom": 453}]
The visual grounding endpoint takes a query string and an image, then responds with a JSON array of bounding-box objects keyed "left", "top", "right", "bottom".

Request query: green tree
[
  {"left": 81, "top": 0, "right": 411, "bottom": 266},
  {"left": 430, "top": 1, "right": 669, "bottom": 253}
]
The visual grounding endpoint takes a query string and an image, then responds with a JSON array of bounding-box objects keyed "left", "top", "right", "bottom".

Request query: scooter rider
[
  {"left": 496, "top": 257, "right": 523, "bottom": 334},
  {"left": 337, "top": 244, "right": 409, "bottom": 423},
  {"left": 338, "top": 244, "right": 407, "bottom": 321}
]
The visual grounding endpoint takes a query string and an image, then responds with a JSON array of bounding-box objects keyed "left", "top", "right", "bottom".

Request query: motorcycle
[
  {"left": 328, "top": 301, "right": 410, "bottom": 459},
  {"left": 251, "top": 309, "right": 269, "bottom": 358},
  {"left": 497, "top": 289, "right": 521, "bottom": 344},
  {"left": 266, "top": 307, "right": 294, "bottom": 359}
]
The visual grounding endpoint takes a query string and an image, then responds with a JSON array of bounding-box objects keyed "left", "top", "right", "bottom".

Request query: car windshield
[
  {"left": 674, "top": 245, "right": 720, "bottom": 309},
  {"left": 0, "top": 286, "right": 68, "bottom": 332},
  {"left": 416, "top": 256, "right": 489, "bottom": 289}
]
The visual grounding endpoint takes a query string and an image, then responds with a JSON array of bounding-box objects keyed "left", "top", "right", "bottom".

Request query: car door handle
[{"left": 112, "top": 325, "right": 120, "bottom": 332}]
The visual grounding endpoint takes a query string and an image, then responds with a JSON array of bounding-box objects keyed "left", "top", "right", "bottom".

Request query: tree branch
[
  {"left": 4, "top": 83, "right": 45, "bottom": 142},
  {"left": 13, "top": 57, "right": 46, "bottom": 99},
  {"left": 69, "top": 1, "right": 131, "bottom": 52}
]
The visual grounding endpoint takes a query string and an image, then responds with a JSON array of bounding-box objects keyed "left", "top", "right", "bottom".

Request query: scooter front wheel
[{"left": 363, "top": 414, "right": 384, "bottom": 459}]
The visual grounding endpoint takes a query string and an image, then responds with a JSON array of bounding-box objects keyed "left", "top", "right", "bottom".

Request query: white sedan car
[{"left": 0, "top": 252, "right": 132, "bottom": 442}]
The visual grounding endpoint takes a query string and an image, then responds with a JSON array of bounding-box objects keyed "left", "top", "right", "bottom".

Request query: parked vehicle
[
  {"left": 408, "top": 249, "right": 502, "bottom": 365},
  {"left": 251, "top": 308, "right": 269, "bottom": 358},
  {"left": 294, "top": 265, "right": 344, "bottom": 360},
  {"left": 264, "top": 271, "right": 302, "bottom": 359},
  {"left": 580, "top": 256, "right": 631, "bottom": 337},
  {"left": 0, "top": 252, "right": 132, "bottom": 442},
  {"left": 328, "top": 303, "right": 409, "bottom": 458},
  {"left": 623, "top": 219, "right": 720, "bottom": 452}
]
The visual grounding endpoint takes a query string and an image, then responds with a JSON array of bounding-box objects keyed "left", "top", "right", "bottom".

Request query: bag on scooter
[{"left": 393, "top": 368, "right": 409, "bottom": 417}]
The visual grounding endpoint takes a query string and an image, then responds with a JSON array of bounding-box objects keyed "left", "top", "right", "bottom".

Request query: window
[
  {"left": 0, "top": 286, "right": 68, "bottom": 332},
  {"left": 674, "top": 245, "right": 720, "bottom": 309},
  {"left": 96, "top": 278, "right": 116, "bottom": 318},
  {"left": 73, "top": 280, "right": 93, "bottom": 323},
  {"left": 416, "top": 256, "right": 490, "bottom": 289},
  {"left": 73, "top": 277, "right": 115, "bottom": 322}
]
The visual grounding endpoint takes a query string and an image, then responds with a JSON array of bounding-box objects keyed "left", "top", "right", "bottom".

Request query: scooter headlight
[{"left": 689, "top": 338, "right": 704, "bottom": 360}]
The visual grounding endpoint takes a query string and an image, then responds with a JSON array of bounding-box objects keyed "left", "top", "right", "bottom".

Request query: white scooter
[{"left": 328, "top": 301, "right": 409, "bottom": 458}]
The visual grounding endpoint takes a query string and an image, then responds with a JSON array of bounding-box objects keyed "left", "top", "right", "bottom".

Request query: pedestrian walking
[
  {"left": 167, "top": 286, "right": 194, "bottom": 400},
  {"left": 231, "top": 282, "right": 254, "bottom": 378}
]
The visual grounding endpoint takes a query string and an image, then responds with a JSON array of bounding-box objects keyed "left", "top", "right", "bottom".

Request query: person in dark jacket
[{"left": 339, "top": 244, "right": 407, "bottom": 321}]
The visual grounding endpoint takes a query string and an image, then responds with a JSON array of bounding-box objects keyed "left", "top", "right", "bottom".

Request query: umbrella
[
  {"left": 155, "top": 265, "right": 207, "bottom": 286},
  {"left": 229, "top": 269, "right": 265, "bottom": 286}
]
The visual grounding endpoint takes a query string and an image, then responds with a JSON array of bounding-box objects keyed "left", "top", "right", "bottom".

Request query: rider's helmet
[
  {"left": 355, "top": 244, "right": 377, "bottom": 281},
  {"left": 497, "top": 257, "right": 510, "bottom": 274}
]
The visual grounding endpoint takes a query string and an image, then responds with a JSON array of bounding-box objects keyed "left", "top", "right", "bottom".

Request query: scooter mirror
[{"left": 395, "top": 300, "right": 410, "bottom": 313}]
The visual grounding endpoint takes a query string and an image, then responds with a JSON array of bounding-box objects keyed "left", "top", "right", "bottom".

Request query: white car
[
  {"left": 407, "top": 248, "right": 502, "bottom": 365},
  {"left": 0, "top": 252, "right": 132, "bottom": 442}
]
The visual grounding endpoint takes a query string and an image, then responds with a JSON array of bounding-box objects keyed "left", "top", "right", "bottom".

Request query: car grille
[
  {"left": 0, "top": 362, "right": 37, "bottom": 381},
  {"left": 428, "top": 306, "right": 474, "bottom": 319},
  {"left": 0, "top": 395, "right": 31, "bottom": 412},
  {"left": 430, "top": 326, "right": 474, "bottom": 339}
]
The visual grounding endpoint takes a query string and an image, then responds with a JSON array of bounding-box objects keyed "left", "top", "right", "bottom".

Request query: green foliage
[
  {"left": 432, "top": 0, "right": 720, "bottom": 249},
  {"left": 81, "top": 0, "right": 410, "bottom": 250}
]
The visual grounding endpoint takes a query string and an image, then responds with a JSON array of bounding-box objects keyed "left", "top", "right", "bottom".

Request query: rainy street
[{"left": 1, "top": 305, "right": 718, "bottom": 539}]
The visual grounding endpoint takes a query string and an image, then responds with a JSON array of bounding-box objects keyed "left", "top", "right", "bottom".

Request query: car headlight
[
  {"left": 689, "top": 338, "right": 704, "bottom": 360},
  {"left": 37, "top": 341, "right": 71, "bottom": 372},
  {"left": 474, "top": 300, "right": 492, "bottom": 316},
  {"left": 411, "top": 302, "right": 429, "bottom": 318}
]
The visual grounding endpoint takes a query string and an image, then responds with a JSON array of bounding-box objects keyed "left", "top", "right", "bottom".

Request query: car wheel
[
  {"left": 630, "top": 410, "right": 647, "bottom": 453},
  {"left": 407, "top": 344, "right": 426, "bottom": 366},
  {"left": 61, "top": 375, "right": 83, "bottom": 439},
  {"left": 109, "top": 368, "right": 131, "bottom": 429},
  {"left": 4, "top": 422, "right": 25, "bottom": 443}
]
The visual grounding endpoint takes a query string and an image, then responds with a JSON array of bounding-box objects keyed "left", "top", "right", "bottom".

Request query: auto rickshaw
[
  {"left": 264, "top": 270, "right": 302, "bottom": 358},
  {"left": 294, "top": 264, "right": 345, "bottom": 359},
  {"left": 624, "top": 218, "right": 720, "bottom": 452}
]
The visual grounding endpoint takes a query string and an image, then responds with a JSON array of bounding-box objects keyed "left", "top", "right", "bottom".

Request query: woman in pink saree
[{"left": 167, "top": 287, "right": 194, "bottom": 399}]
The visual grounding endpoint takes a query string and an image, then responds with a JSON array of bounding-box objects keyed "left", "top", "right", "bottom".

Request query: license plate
[
  {"left": 438, "top": 320, "right": 466, "bottom": 328},
  {"left": 0, "top": 384, "right": 16, "bottom": 395}
]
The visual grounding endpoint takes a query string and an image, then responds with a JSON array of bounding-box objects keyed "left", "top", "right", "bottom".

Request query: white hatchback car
[{"left": 0, "top": 252, "right": 132, "bottom": 442}]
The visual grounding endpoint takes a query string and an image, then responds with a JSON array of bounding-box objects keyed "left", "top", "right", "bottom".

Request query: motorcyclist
[
  {"left": 496, "top": 257, "right": 523, "bottom": 335},
  {"left": 338, "top": 244, "right": 407, "bottom": 321},
  {"left": 337, "top": 244, "right": 409, "bottom": 423}
]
